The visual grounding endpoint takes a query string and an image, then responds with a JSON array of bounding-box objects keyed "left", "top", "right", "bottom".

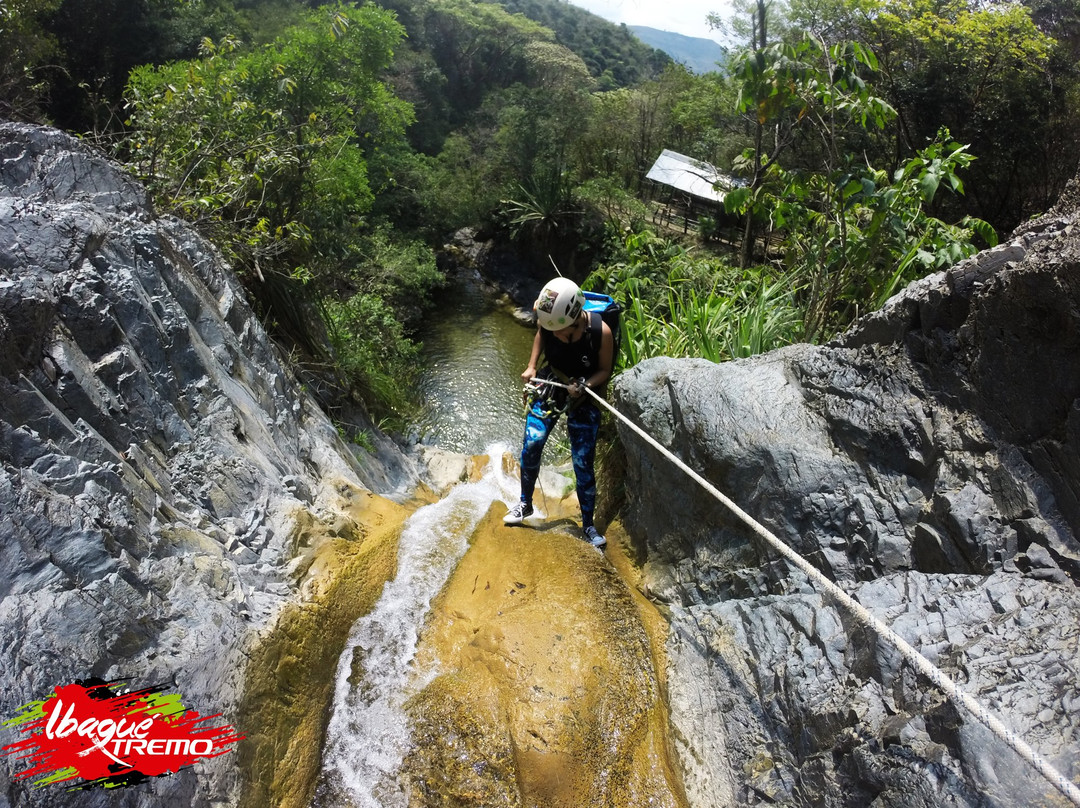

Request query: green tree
[
  {"left": 0, "top": 0, "right": 62, "bottom": 120},
  {"left": 789, "top": 0, "right": 1068, "bottom": 232},
  {"left": 573, "top": 65, "right": 720, "bottom": 195},
  {"left": 498, "top": 40, "right": 593, "bottom": 190},
  {"left": 494, "top": 41, "right": 600, "bottom": 268},
  {"left": 1022, "top": 0, "right": 1080, "bottom": 60},
  {"left": 124, "top": 4, "right": 410, "bottom": 289},
  {"left": 377, "top": 0, "right": 573, "bottom": 234},
  {"left": 728, "top": 0, "right": 796, "bottom": 267},
  {"left": 710, "top": 0, "right": 791, "bottom": 46},
  {"left": 421, "top": 0, "right": 551, "bottom": 118},
  {"left": 122, "top": 3, "right": 440, "bottom": 416},
  {"left": 668, "top": 70, "right": 744, "bottom": 169},
  {"left": 726, "top": 30, "right": 994, "bottom": 339}
]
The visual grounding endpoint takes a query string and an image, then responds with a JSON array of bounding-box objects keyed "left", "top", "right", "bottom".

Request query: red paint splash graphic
[{"left": 1, "top": 678, "right": 243, "bottom": 790}]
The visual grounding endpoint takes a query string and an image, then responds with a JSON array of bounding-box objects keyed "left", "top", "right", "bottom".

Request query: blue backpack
[{"left": 582, "top": 291, "right": 622, "bottom": 368}]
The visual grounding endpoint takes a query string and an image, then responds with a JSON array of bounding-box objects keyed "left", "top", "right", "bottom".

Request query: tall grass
[{"left": 588, "top": 231, "right": 803, "bottom": 369}]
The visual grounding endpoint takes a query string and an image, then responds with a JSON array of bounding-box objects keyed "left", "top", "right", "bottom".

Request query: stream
[
  {"left": 412, "top": 279, "right": 535, "bottom": 454},
  {"left": 311, "top": 276, "right": 685, "bottom": 808},
  {"left": 314, "top": 281, "right": 535, "bottom": 805}
]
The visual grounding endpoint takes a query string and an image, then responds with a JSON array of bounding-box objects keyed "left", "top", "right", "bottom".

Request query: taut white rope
[{"left": 530, "top": 376, "right": 1080, "bottom": 806}]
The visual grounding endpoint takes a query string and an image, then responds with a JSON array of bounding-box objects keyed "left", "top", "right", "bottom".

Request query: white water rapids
[{"left": 313, "top": 443, "right": 521, "bottom": 808}]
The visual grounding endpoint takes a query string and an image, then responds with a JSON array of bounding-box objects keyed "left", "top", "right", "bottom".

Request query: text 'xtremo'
[{"left": 45, "top": 698, "right": 215, "bottom": 756}]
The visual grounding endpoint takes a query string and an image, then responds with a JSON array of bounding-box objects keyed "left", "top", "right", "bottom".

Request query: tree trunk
[{"left": 740, "top": 0, "right": 769, "bottom": 269}]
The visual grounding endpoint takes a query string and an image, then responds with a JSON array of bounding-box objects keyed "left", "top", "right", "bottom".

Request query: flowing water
[
  {"left": 314, "top": 446, "right": 521, "bottom": 807},
  {"left": 314, "top": 282, "right": 538, "bottom": 806}
]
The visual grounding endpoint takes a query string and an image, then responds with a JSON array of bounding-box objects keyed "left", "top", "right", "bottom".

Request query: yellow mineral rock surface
[
  {"left": 401, "top": 494, "right": 688, "bottom": 808},
  {"left": 239, "top": 457, "right": 687, "bottom": 808}
]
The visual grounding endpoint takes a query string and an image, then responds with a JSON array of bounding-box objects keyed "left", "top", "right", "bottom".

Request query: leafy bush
[
  {"left": 324, "top": 293, "right": 422, "bottom": 421},
  {"left": 587, "top": 230, "right": 802, "bottom": 368}
]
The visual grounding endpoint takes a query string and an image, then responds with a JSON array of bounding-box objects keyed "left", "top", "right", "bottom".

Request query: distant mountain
[{"left": 629, "top": 26, "right": 727, "bottom": 74}]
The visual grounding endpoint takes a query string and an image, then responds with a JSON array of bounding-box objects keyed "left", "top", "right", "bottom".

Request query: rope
[{"left": 529, "top": 376, "right": 1080, "bottom": 807}]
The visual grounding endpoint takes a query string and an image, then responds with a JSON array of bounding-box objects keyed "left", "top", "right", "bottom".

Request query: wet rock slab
[{"left": 402, "top": 506, "right": 687, "bottom": 808}]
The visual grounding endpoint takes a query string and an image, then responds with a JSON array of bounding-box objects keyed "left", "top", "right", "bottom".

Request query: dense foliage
[
  {"left": 4, "top": 0, "right": 1079, "bottom": 420},
  {"left": 787, "top": 0, "right": 1072, "bottom": 235},
  {"left": 496, "top": 0, "right": 672, "bottom": 88},
  {"left": 587, "top": 232, "right": 803, "bottom": 366},
  {"left": 121, "top": 5, "right": 441, "bottom": 414},
  {"left": 723, "top": 34, "right": 998, "bottom": 338}
]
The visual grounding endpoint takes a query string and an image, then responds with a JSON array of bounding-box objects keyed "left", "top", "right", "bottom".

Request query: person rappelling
[{"left": 504, "top": 277, "right": 614, "bottom": 550}]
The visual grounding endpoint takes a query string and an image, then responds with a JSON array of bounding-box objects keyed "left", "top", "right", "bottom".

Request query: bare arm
[{"left": 521, "top": 329, "right": 543, "bottom": 383}]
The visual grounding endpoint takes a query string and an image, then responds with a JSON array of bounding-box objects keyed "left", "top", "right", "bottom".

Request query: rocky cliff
[
  {"left": 0, "top": 122, "right": 418, "bottom": 806},
  {"left": 613, "top": 187, "right": 1080, "bottom": 805}
]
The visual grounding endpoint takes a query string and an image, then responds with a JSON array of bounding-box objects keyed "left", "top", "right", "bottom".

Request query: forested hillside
[
  {"left": 3, "top": 0, "right": 1079, "bottom": 422},
  {"left": 497, "top": 0, "right": 672, "bottom": 87}
]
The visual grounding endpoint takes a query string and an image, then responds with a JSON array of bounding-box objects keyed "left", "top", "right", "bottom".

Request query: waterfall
[{"left": 313, "top": 443, "right": 519, "bottom": 807}]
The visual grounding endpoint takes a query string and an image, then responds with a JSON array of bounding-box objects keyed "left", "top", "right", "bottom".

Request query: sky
[{"left": 567, "top": 0, "right": 734, "bottom": 44}]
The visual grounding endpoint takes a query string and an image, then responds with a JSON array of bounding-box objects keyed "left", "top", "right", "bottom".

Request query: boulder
[{"left": 613, "top": 184, "right": 1080, "bottom": 806}]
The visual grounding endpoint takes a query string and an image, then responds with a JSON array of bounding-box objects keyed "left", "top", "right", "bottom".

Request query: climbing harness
[
  {"left": 523, "top": 378, "right": 567, "bottom": 419},
  {"left": 529, "top": 376, "right": 1080, "bottom": 808},
  {"left": 523, "top": 372, "right": 588, "bottom": 418}
]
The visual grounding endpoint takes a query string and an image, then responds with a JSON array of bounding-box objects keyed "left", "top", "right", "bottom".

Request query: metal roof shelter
[
  {"left": 645, "top": 149, "right": 742, "bottom": 237},
  {"left": 645, "top": 149, "right": 739, "bottom": 204}
]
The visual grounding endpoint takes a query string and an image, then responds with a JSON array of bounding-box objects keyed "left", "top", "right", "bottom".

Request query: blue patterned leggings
[{"left": 518, "top": 398, "right": 601, "bottom": 527}]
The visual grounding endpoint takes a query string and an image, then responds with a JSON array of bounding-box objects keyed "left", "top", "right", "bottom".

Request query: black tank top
[{"left": 540, "top": 311, "right": 602, "bottom": 379}]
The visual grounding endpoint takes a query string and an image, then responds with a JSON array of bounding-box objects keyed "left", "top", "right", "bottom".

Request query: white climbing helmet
[{"left": 534, "top": 277, "right": 584, "bottom": 331}]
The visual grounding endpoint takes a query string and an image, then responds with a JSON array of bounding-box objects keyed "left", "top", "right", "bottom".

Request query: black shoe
[{"left": 503, "top": 502, "right": 534, "bottom": 525}]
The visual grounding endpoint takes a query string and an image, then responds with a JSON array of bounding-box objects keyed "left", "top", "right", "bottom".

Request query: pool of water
[{"left": 413, "top": 280, "right": 536, "bottom": 454}]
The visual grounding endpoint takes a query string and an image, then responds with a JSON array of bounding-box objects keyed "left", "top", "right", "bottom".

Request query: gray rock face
[
  {"left": 0, "top": 123, "right": 414, "bottom": 806},
  {"left": 614, "top": 192, "right": 1080, "bottom": 806}
]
